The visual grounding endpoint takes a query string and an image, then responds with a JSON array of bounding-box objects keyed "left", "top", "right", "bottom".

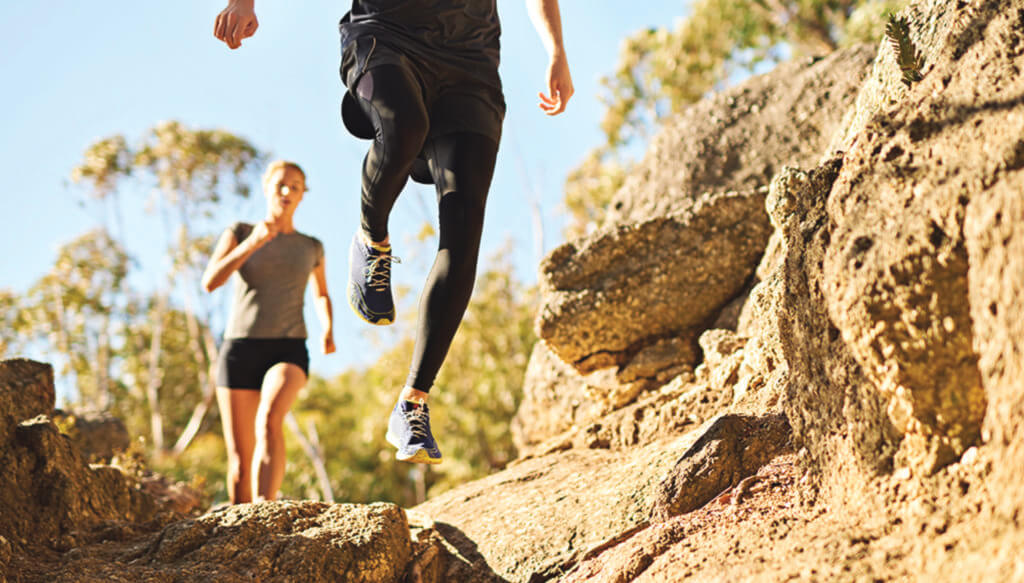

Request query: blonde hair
[{"left": 262, "top": 160, "right": 308, "bottom": 191}]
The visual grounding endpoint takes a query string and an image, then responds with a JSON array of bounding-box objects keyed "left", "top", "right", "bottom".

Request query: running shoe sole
[
  {"left": 347, "top": 281, "right": 394, "bottom": 326},
  {"left": 386, "top": 428, "right": 443, "bottom": 464}
]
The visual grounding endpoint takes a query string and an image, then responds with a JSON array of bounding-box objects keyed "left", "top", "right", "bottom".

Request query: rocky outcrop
[
  {"left": 782, "top": 0, "right": 1024, "bottom": 486},
  {"left": 537, "top": 189, "right": 771, "bottom": 376},
  {"left": 0, "top": 359, "right": 55, "bottom": 442},
  {"left": 605, "top": 44, "right": 877, "bottom": 226},
  {"left": 0, "top": 360, "right": 166, "bottom": 559}
]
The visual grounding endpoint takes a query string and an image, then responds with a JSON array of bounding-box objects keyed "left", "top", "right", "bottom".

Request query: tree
[
  {"left": 16, "top": 230, "right": 132, "bottom": 410},
  {"left": 69, "top": 121, "right": 266, "bottom": 451}
]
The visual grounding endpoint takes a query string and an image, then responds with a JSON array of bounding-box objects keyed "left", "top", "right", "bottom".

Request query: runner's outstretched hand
[
  {"left": 538, "top": 52, "right": 574, "bottom": 115},
  {"left": 214, "top": 0, "right": 258, "bottom": 50},
  {"left": 322, "top": 331, "right": 336, "bottom": 355}
]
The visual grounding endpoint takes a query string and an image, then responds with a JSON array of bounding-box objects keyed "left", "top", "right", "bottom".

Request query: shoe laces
[
  {"left": 403, "top": 405, "right": 431, "bottom": 440},
  {"left": 366, "top": 251, "right": 400, "bottom": 290}
]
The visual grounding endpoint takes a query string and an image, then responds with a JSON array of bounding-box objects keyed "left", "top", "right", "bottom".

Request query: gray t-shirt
[{"left": 223, "top": 222, "right": 324, "bottom": 339}]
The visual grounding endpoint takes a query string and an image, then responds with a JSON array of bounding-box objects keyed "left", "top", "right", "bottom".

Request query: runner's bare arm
[
  {"left": 202, "top": 222, "right": 278, "bottom": 292},
  {"left": 214, "top": 0, "right": 259, "bottom": 50},
  {"left": 310, "top": 259, "right": 336, "bottom": 355},
  {"left": 526, "top": 0, "right": 574, "bottom": 115}
]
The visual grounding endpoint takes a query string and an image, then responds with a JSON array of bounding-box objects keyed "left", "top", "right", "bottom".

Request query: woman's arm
[
  {"left": 309, "top": 259, "right": 336, "bottom": 355},
  {"left": 214, "top": 0, "right": 259, "bottom": 50},
  {"left": 526, "top": 0, "right": 574, "bottom": 115},
  {"left": 201, "top": 222, "right": 277, "bottom": 292}
]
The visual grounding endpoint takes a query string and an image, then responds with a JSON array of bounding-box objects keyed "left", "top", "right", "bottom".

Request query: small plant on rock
[{"left": 885, "top": 14, "right": 924, "bottom": 86}]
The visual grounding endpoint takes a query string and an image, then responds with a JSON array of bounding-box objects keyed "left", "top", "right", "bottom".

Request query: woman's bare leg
[
  {"left": 216, "top": 386, "right": 261, "bottom": 504},
  {"left": 252, "top": 363, "right": 307, "bottom": 501}
]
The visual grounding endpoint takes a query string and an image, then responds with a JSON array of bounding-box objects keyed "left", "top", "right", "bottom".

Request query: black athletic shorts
[
  {"left": 214, "top": 338, "right": 309, "bottom": 390},
  {"left": 340, "top": 35, "right": 505, "bottom": 151}
]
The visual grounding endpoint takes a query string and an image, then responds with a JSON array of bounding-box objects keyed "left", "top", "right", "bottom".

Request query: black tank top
[{"left": 339, "top": 0, "right": 501, "bottom": 72}]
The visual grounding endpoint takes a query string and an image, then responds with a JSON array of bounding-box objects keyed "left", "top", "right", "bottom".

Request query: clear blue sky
[{"left": 0, "top": 1, "right": 689, "bottom": 390}]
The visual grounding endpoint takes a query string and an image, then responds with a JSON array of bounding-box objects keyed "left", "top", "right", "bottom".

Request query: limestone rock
[
  {"left": 568, "top": 376, "right": 729, "bottom": 453},
  {"left": 820, "top": 0, "right": 1024, "bottom": 474},
  {"left": 538, "top": 189, "right": 770, "bottom": 375},
  {"left": 0, "top": 416, "right": 160, "bottom": 553},
  {"left": 606, "top": 45, "right": 876, "bottom": 226}
]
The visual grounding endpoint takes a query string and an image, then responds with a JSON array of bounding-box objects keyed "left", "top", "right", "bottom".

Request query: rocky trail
[{"left": 4, "top": 0, "right": 1024, "bottom": 581}]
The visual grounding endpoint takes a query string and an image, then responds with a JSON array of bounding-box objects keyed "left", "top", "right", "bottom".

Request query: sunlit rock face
[
  {"left": 605, "top": 44, "right": 876, "bottom": 227},
  {"left": 537, "top": 188, "right": 770, "bottom": 377}
]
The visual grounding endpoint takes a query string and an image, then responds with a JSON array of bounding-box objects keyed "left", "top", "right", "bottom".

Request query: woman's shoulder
[
  {"left": 294, "top": 230, "right": 323, "bottom": 246},
  {"left": 295, "top": 231, "right": 325, "bottom": 260}
]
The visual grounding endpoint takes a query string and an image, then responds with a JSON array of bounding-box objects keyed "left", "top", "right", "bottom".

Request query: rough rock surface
[
  {"left": 414, "top": 434, "right": 699, "bottom": 582},
  {"left": 651, "top": 413, "right": 791, "bottom": 522},
  {"left": 510, "top": 342, "right": 621, "bottom": 452},
  {"left": 803, "top": 0, "right": 1024, "bottom": 484},
  {"left": 605, "top": 44, "right": 876, "bottom": 226},
  {"left": 517, "top": 374, "right": 729, "bottom": 460},
  {"left": 130, "top": 502, "right": 411, "bottom": 582},
  {"left": 0, "top": 359, "right": 55, "bottom": 443},
  {"left": 538, "top": 189, "right": 770, "bottom": 375},
  {"left": 764, "top": 163, "right": 900, "bottom": 497}
]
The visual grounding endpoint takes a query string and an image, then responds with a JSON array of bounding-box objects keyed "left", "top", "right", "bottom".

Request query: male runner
[{"left": 214, "top": 0, "right": 573, "bottom": 465}]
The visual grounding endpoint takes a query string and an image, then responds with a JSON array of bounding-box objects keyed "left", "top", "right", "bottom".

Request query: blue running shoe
[
  {"left": 386, "top": 400, "right": 443, "bottom": 464},
  {"left": 348, "top": 232, "right": 399, "bottom": 325}
]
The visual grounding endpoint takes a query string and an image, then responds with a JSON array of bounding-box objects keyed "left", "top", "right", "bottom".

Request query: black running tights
[{"left": 353, "top": 65, "right": 499, "bottom": 392}]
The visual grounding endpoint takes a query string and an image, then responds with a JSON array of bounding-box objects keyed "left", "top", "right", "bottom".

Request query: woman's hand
[
  {"left": 321, "top": 331, "right": 336, "bottom": 355},
  {"left": 249, "top": 220, "right": 279, "bottom": 248},
  {"left": 214, "top": 0, "right": 259, "bottom": 50},
  {"left": 538, "top": 51, "right": 573, "bottom": 115}
]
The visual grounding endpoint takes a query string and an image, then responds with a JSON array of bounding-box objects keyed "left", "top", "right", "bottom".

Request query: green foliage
[
  {"left": 885, "top": 14, "right": 924, "bottom": 87},
  {"left": 841, "top": 0, "right": 907, "bottom": 46},
  {"left": 72, "top": 121, "right": 263, "bottom": 213},
  {"left": 564, "top": 0, "right": 909, "bottom": 236}
]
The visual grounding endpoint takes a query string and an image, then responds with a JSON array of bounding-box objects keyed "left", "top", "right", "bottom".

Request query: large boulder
[
  {"left": 605, "top": 44, "right": 876, "bottom": 226},
  {"left": 537, "top": 189, "right": 771, "bottom": 376}
]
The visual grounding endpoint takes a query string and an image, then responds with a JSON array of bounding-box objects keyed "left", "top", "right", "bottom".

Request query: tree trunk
[{"left": 146, "top": 294, "right": 168, "bottom": 451}]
